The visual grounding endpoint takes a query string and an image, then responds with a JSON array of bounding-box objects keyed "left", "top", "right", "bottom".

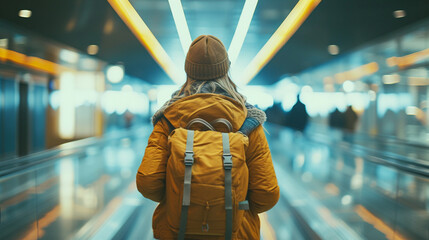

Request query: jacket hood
[{"left": 163, "top": 93, "right": 247, "bottom": 131}]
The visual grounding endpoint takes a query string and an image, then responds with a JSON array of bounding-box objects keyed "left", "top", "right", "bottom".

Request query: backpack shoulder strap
[
  {"left": 222, "top": 133, "right": 233, "bottom": 240},
  {"left": 162, "top": 116, "right": 175, "bottom": 134},
  {"left": 178, "top": 130, "right": 195, "bottom": 240}
]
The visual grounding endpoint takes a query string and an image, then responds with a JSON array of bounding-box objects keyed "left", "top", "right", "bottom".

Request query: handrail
[
  {"left": 308, "top": 131, "right": 429, "bottom": 178},
  {"left": 267, "top": 123, "right": 429, "bottom": 178},
  {"left": 0, "top": 126, "right": 150, "bottom": 178},
  {"left": 312, "top": 123, "right": 429, "bottom": 150}
]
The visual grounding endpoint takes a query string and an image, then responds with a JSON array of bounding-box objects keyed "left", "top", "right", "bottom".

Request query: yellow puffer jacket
[{"left": 137, "top": 93, "right": 280, "bottom": 240}]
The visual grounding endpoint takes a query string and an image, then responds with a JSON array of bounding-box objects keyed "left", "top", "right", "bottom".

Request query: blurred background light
[
  {"left": 341, "top": 195, "right": 353, "bottom": 205},
  {"left": 240, "top": 86, "right": 274, "bottom": 110},
  {"left": 368, "top": 90, "right": 377, "bottom": 101},
  {"left": 343, "top": 80, "right": 355, "bottom": 93},
  {"left": 299, "top": 85, "right": 313, "bottom": 105},
  {"left": 59, "top": 49, "right": 79, "bottom": 64},
  {"left": 106, "top": 65, "right": 124, "bottom": 83},
  {"left": 406, "top": 106, "right": 418, "bottom": 115},
  {"left": 0, "top": 38, "right": 9, "bottom": 48},
  {"left": 393, "top": 10, "right": 406, "bottom": 19},
  {"left": 59, "top": 158, "right": 75, "bottom": 219},
  {"left": 121, "top": 84, "right": 133, "bottom": 92},
  {"left": 103, "top": 18, "right": 115, "bottom": 35},
  {"left": 79, "top": 58, "right": 98, "bottom": 70},
  {"left": 328, "top": 44, "right": 339, "bottom": 55},
  {"left": 59, "top": 72, "right": 76, "bottom": 139},
  {"left": 18, "top": 10, "right": 32, "bottom": 18},
  {"left": 301, "top": 85, "right": 313, "bottom": 94},
  {"left": 156, "top": 85, "right": 179, "bottom": 109},
  {"left": 148, "top": 89, "right": 158, "bottom": 101},
  {"left": 382, "top": 74, "right": 400, "bottom": 84},
  {"left": 273, "top": 78, "right": 299, "bottom": 102},
  {"left": 49, "top": 91, "right": 60, "bottom": 110},
  {"left": 87, "top": 45, "right": 99, "bottom": 55},
  {"left": 282, "top": 95, "right": 297, "bottom": 112}
]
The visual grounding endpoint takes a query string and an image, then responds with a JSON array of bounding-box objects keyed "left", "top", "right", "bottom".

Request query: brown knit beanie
[{"left": 185, "top": 35, "right": 230, "bottom": 80}]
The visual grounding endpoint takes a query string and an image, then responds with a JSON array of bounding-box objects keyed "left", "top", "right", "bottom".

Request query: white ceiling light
[
  {"left": 19, "top": 10, "right": 32, "bottom": 18},
  {"left": 228, "top": 0, "right": 259, "bottom": 66},
  {"left": 106, "top": 65, "right": 124, "bottom": 83},
  {"left": 87, "top": 45, "right": 99, "bottom": 55},
  {"left": 239, "top": 0, "right": 321, "bottom": 85},
  {"left": 168, "top": 0, "right": 192, "bottom": 54},
  {"left": 108, "top": 0, "right": 183, "bottom": 84},
  {"left": 328, "top": 45, "right": 339, "bottom": 55},
  {"left": 393, "top": 10, "right": 406, "bottom": 19}
]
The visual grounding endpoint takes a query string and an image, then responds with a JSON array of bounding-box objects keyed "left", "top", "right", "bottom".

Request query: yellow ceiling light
[
  {"left": 240, "top": 0, "right": 321, "bottom": 85},
  {"left": 0, "top": 48, "right": 71, "bottom": 75},
  {"left": 334, "top": 62, "right": 379, "bottom": 84},
  {"left": 386, "top": 48, "right": 429, "bottom": 69},
  {"left": 108, "top": 0, "right": 183, "bottom": 84},
  {"left": 168, "top": 0, "right": 192, "bottom": 55},
  {"left": 228, "top": 0, "right": 259, "bottom": 66}
]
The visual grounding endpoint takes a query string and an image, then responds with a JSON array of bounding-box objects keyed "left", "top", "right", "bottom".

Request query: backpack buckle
[
  {"left": 223, "top": 154, "right": 233, "bottom": 170},
  {"left": 184, "top": 151, "right": 194, "bottom": 166}
]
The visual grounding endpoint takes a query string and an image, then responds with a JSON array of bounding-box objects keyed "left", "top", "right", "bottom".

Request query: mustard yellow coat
[{"left": 137, "top": 94, "right": 280, "bottom": 240}]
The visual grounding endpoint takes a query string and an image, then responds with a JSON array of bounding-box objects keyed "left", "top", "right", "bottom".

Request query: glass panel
[
  {"left": 269, "top": 125, "right": 429, "bottom": 239},
  {"left": 395, "top": 172, "right": 429, "bottom": 239},
  {"left": 0, "top": 171, "right": 38, "bottom": 239},
  {"left": 1, "top": 78, "right": 17, "bottom": 159},
  {"left": 31, "top": 85, "right": 47, "bottom": 152},
  {"left": 0, "top": 127, "right": 151, "bottom": 239}
]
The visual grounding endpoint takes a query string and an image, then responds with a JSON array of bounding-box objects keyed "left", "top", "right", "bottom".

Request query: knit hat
[{"left": 185, "top": 35, "right": 230, "bottom": 80}]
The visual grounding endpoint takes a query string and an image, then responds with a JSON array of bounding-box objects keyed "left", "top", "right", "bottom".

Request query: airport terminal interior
[{"left": 0, "top": 0, "right": 429, "bottom": 239}]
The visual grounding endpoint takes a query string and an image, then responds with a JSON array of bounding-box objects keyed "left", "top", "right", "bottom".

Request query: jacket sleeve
[
  {"left": 246, "top": 125, "right": 280, "bottom": 214},
  {"left": 136, "top": 118, "right": 170, "bottom": 202}
]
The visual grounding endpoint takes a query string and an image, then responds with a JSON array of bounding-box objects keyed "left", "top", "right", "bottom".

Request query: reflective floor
[{"left": 0, "top": 124, "right": 428, "bottom": 240}]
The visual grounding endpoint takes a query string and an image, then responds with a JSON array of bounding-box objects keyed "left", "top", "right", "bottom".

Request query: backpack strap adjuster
[
  {"left": 223, "top": 154, "right": 233, "bottom": 170},
  {"left": 184, "top": 151, "right": 194, "bottom": 166}
]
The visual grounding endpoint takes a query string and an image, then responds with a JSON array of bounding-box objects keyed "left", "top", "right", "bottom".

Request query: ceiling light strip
[
  {"left": 108, "top": 0, "right": 182, "bottom": 84},
  {"left": 0, "top": 48, "right": 71, "bottom": 75},
  {"left": 334, "top": 62, "right": 379, "bottom": 83},
  {"left": 386, "top": 47, "right": 429, "bottom": 69},
  {"left": 240, "top": 0, "right": 321, "bottom": 85},
  {"left": 168, "top": 0, "right": 192, "bottom": 55},
  {"left": 228, "top": 0, "right": 258, "bottom": 66}
]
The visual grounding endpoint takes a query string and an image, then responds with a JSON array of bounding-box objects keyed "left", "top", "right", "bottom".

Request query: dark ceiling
[{"left": 1, "top": 0, "right": 429, "bottom": 85}]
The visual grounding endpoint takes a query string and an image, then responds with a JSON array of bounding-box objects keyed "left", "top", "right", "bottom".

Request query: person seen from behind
[
  {"left": 136, "top": 35, "right": 280, "bottom": 239},
  {"left": 285, "top": 94, "right": 309, "bottom": 133}
]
